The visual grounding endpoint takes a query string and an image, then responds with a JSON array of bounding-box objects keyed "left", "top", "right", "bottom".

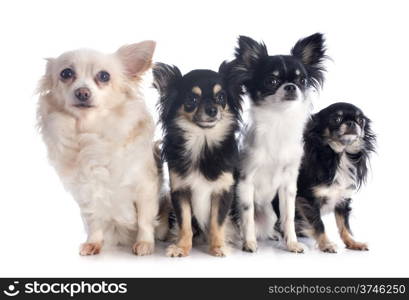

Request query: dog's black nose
[
  {"left": 205, "top": 105, "right": 218, "bottom": 117},
  {"left": 75, "top": 87, "right": 91, "bottom": 102},
  {"left": 345, "top": 121, "right": 356, "bottom": 128},
  {"left": 284, "top": 84, "right": 296, "bottom": 92}
]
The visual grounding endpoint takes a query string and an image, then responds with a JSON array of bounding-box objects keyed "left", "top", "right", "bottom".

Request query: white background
[{"left": 0, "top": 0, "right": 408, "bottom": 277}]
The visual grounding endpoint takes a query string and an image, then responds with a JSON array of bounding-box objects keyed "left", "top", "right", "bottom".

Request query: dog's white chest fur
[
  {"left": 40, "top": 105, "right": 157, "bottom": 245},
  {"left": 242, "top": 104, "right": 309, "bottom": 203},
  {"left": 175, "top": 114, "right": 233, "bottom": 163},
  {"left": 313, "top": 153, "right": 357, "bottom": 214}
]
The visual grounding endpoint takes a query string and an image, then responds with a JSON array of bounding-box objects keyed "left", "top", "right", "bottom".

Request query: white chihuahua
[{"left": 37, "top": 41, "right": 165, "bottom": 256}]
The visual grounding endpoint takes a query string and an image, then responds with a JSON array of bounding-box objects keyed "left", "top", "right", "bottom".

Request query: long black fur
[{"left": 294, "top": 102, "right": 375, "bottom": 247}]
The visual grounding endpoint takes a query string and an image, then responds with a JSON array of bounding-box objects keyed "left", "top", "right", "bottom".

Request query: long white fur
[
  {"left": 238, "top": 85, "right": 312, "bottom": 252},
  {"left": 37, "top": 42, "right": 162, "bottom": 255}
]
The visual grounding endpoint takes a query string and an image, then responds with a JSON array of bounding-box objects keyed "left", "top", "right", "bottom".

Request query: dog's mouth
[
  {"left": 73, "top": 103, "right": 95, "bottom": 109},
  {"left": 338, "top": 133, "right": 359, "bottom": 145},
  {"left": 283, "top": 95, "right": 298, "bottom": 101},
  {"left": 193, "top": 112, "right": 221, "bottom": 129},
  {"left": 195, "top": 120, "right": 218, "bottom": 128},
  {"left": 335, "top": 125, "right": 362, "bottom": 145},
  {"left": 283, "top": 91, "right": 298, "bottom": 101}
]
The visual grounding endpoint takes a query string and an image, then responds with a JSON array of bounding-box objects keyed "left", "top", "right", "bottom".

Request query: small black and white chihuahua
[
  {"left": 153, "top": 62, "right": 242, "bottom": 257},
  {"left": 234, "top": 33, "right": 327, "bottom": 253},
  {"left": 294, "top": 102, "right": 376, "bottom": 252}
]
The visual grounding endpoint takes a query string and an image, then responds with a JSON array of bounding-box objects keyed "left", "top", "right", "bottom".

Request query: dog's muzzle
[
  {"left": 74, "top": 87, "right": 93, "bottom": 108},
  {"left": 283, "top": 84, "right": 298, "bottom": 101}
]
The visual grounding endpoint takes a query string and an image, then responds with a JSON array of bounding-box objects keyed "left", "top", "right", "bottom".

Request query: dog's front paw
[
  {"left": 209, "top": 246, "right": 228, "bottom": 257},
  {"left": 287, "top": 241, "right": 305, "bottom": 253},
  {"left": 133, "top": 241, "right": 154, "bottom": 256},
  {"left": 166, "top": 244, "right": 191, "bottom": 257},
  {"left": 345, "top": 240, "right": 369, "bottom": 251},
  {"left": 242, "top": 240, "right": 258, "bottom": 253},
  {"left": 319, "top": 241, "right": 337, "bottom": 253},
  {"left": 79, "top": 242, "right": 102, "bottom": 256}
]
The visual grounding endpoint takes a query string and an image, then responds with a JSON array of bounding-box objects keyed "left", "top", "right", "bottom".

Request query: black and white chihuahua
[
  {"left": 234, "top": 33, "right": 327, "bottom": 253},
  {"left": 153, "top": 62, "right": 242, "bottom": 257},
  {"left": 294, "top": 102, "right": 376, "bottom": 252}
]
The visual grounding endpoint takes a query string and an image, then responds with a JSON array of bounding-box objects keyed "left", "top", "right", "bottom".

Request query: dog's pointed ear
[
  {"left": 235, "top": 35, "right": 268, "bottom": 69},
  {"left": 218, "top": 60, "right": 234, "bottom": 84},
  {"left": 292, "top": 33, "right": 327, "bottom": 89},
  {"left": 152, "top": 62, "right": 182, "bottom": 98},
  {"left": 218, "top": 60, "right": 244, "bottom": 117},
  {"left": 218, "top": 60, "right": 229, "bottom": 76},
  {"left": 291, "top": 33, "right": 326, "bottom": 67},
  {"left": 116, "top": 40, "right": 156, "bottom": 78},
  {"left": 153, "top": 63, "right": 182, "bottom": 123}
]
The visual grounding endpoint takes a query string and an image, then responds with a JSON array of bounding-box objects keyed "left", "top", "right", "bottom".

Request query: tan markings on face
[
  {"left": 178, "top": 105, "right": 196, "bottom": 122},
  {"left": 192, "top": 86, "right": 202, "bottom": 96},
  {"left": 338, "top": 123, "right": 348, "bottom": 135},
  {"left": 213, "top": 84, "right": 222, "bottom": 95},
  {"left": 213, "top": 84, "right": 228, "bottom": 112}
]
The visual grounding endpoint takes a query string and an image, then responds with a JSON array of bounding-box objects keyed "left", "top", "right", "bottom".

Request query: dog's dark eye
[
  {"left": 333, "top": 116, "right": 342, "bottom": 124},
  {"left": 215, "top": 91, "right": 226, "bottom": 107},
  {"left": 97, "top": 71, "right": 110, "bottom": 82},
  {"left": 265, "top": 77, "right": 280, "bottom": 87},
  {"left": 299, "top": 77, "right": 308, "bottom": 86},
  {"left": 60, "top": 68, "right": 74, "bottom": 80},
  {"left": 185, "top": 94, "right": 198, "bottom": 112},
  {"left": 356, "top": 116, "right": 365, "bottom": 126}
]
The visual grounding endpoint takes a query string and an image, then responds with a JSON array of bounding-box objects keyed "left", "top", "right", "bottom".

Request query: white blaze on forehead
[
  {"left": 273, "top": 70, "right": 279, "bottom": 76},
  {"left": 295, "top": 69, "right": 301, "bottom": 75},
  {"left": 192, "top": 86, "right": 202, "bottom": 95},
  {"left": 213, "top": 84, "right": 222, "bottom": 95}
]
